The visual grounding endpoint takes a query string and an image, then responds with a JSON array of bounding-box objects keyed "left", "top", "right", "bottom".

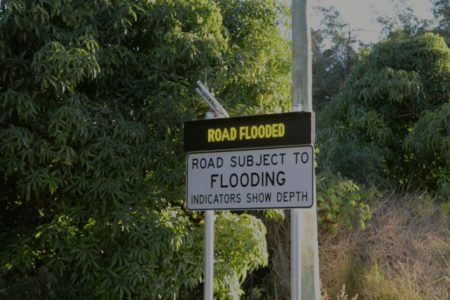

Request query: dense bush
[
  {"left": 0, "top": 0, "right": 290, "bottom": 298},
  {"left": 317, "top": 171, "right": 376, "bottom": 233},
  {"left": 318, "top": 33, "right": 450, "bottom": 200}
]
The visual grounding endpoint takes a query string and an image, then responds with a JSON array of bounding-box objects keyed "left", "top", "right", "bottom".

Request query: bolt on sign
[{"left": 184, "top": 112, "right": 314, "bottom": 211}]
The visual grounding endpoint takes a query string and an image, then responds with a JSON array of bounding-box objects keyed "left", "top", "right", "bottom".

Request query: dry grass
[
  {"left": 320, "top": 194, "right": 450, "bottom": 299},
  {"left": 262, "top": 194, "right": 449, "bottom": 299}
]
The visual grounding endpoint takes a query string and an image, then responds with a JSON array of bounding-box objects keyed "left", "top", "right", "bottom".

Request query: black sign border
[{"left": 184, "top": 112, "right": 314, "bottom": 152}]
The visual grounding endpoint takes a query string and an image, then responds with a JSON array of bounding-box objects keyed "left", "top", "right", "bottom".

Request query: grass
[
  {"left": 257, "top": 193, "right": 449, "bottom": 299},
  {"left": 320, "top": 194, "right": 450, "bottom": 299}
]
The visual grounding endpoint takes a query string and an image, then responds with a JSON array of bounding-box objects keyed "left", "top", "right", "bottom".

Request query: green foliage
[
  {"left": 319, "top": 33, "right": 450, "bottom": 199},
  {"left": 406, "top": 103, "right": 450, "bottom": 201},
  {"left": 214, "top": 212, "right": 268, "bottom": 299},
  {"left": 376, "top": 0, "right": 432, "bottom": 39},
  {"left": 0, "top": 0, "right": 290, "bottom": 298},
  {"left": 312, "top": 6, "right": 360, "bottom": 111},
  {"left": 433, "top": 0, "right": 450, "bottom": 44},
  {"left": 317, "top": 171, "right": 375, "bottom": 233},
  {"left": 213, "top": 0, "right": 291, "bottom": 114}
]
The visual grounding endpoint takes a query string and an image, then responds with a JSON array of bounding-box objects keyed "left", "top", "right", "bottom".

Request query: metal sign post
[
  {"left": 197, "top": 82, "right": 228, "bottom": 300},
  {"left": 204, "top": 111, "right": 216, "bottom": 300},
  {"left": 189, "top": 11, "right": 320, "bottom": 293},
  {"left": 185, "top": 110, "right": 316, "bottom": 298},
  {"left": 204, "top": 208, "right": 214, "bottom": 300}
]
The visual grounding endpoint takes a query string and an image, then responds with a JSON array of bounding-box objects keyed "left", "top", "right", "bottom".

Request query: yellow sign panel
[
  {"left": 207, "top": 123, "right": 285, "bottom": 143},
  {"left": 184, "top": 112, "right": 313, "bottom": 152}
]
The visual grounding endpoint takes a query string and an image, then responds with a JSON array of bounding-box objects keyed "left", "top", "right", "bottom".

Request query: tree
[
  {"left": 0, "top": 0, "right": 290, "bottom": 298},
  {"left": 318, "top": 33, "right": 450, "bottom": 200},
  {"left": 432, "top": 0, "right": 450, "bottom": 44},
  {"left": 376, "top": 0, "right": 431, "bottom": 40},
  {"left": 312, "top": 6, "right": 360, "bottom": 111}
]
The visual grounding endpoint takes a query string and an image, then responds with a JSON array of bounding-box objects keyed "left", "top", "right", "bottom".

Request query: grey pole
[
  {"left": 198, "top": 83, "right": 228, "bottom": 299},
  {"left": 204, "top": 210, "right": 214, "bottom": 300},
  {"left": 291, "top": 0, "right": 321, "bottom": 299},
  {"left": 204, "top": 112, "right": 215, "bottom": 300},
  {"left": 292, "top": 0, "right": 312, "bottom": 112}
]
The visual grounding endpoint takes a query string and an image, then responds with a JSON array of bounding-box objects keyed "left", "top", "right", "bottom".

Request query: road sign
[
  {"left": 184, "top": 112, "right": 313, "bottom": 152},
  {"left": 186, "top": 146, "right": 313, "bottom": 210}
]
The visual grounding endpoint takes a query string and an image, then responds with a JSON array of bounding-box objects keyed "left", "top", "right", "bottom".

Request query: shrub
[
  {"left": 317, "top": 171, "right": 376, "bottom": 233},
  {"left": 319, "top": 33, "right": 450, "bottom": 199}
]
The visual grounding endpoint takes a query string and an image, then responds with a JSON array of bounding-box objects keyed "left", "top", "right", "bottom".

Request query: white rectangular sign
[{"left": 186, "top": 146, "right": 314, "bottom": 210}]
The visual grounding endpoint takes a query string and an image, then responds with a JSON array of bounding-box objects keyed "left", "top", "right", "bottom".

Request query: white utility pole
[{"left": 291, "top": 0, "right": 321, "bottom": 299}]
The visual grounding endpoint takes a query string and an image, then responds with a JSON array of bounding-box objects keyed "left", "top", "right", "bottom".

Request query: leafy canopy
[
  {"left": 0, "top": 0, "right": 290, "bottom": 298},
  {"left": 319, "top": 33, "right": 450, "bottom": 200}
]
